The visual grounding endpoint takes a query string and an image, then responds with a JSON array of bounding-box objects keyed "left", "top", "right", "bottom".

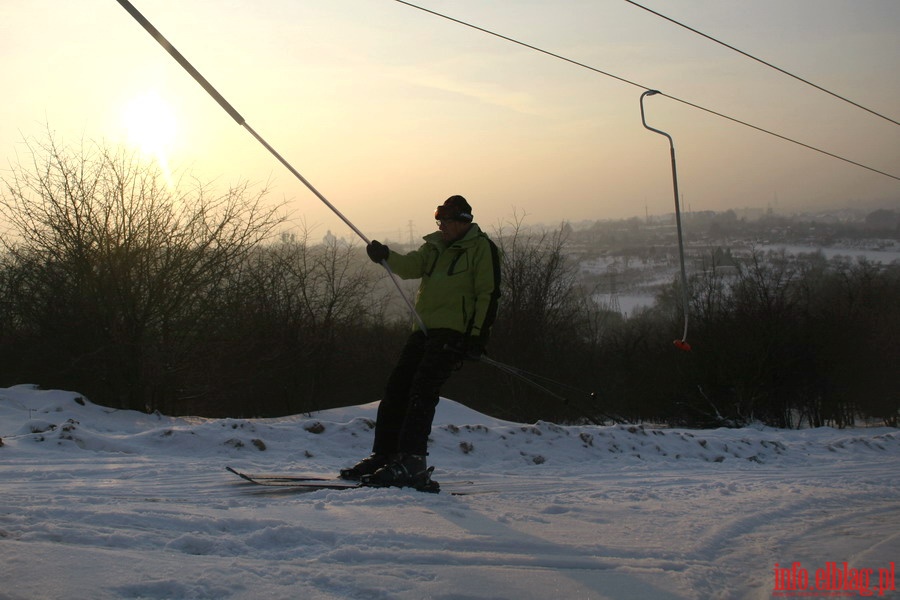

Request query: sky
[{"left": 1, "top": 0, "right": 898, "bottom": 243}]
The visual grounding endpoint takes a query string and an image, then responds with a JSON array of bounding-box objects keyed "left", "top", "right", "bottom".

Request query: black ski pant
[{"left": 372, "top": 329, "right": 463, "bottom": 457}]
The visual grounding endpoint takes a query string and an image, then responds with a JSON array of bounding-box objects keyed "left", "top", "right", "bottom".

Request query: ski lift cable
[
  {"left": 392, "top": 0, "right": 900, "bottom": 183},
  {"left": 656, "top": 92, "right": 899, "bottom": 182},
  {"left": 113, "top": 0, "right": 428, "bottom": 335},
  {"left": 623, "top": 0, "right": 900, "bottom": 128}
]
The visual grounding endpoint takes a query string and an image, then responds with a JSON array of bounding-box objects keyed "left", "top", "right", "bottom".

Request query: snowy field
[{"left": 1, "top": 384, "right": 897, "bottom": 600}]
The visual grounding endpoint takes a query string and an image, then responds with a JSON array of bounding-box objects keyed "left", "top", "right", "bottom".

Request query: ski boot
[
  {"left": 339, "top": 453, "right": 388, "bottom": 481},
  {"left": 362, "top": 454, "right": 438, "bottom": 492}
]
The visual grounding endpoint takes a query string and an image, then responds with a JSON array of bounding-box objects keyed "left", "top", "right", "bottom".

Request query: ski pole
[
  {"left": 114, "top": 0, "right": 427, "bottom": 334},
  {"left": 476, "top": 355, "right": 599, "bottom": 405},
  {"left": 478, "top": 355, "right": 571, "bottom": 402},
  {"left": 477, "top": 356, "right": 624, "bottom": 424},
  {"left": 446, "top": 347, "right": 618, "bottom": 423},
  {"left": 640, "top": 90, "right": 691, "bottom": 351}
]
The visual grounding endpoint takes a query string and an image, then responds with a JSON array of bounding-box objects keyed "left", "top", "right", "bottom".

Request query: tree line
[{"left": 1, "top": 137, "right": 897, "bottom": 427}]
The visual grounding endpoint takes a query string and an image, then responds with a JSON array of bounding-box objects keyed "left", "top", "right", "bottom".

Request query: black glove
[{"left": 366, "top": 240, "right": 389, "bottom": 263}]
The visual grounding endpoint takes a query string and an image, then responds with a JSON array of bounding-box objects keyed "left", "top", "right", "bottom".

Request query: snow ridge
[
  {"left": 2, "top": 385, "right": 896, "bottom": 470},
  {"left": 1, "top": 384, "right": 898, "bottom": 600}
]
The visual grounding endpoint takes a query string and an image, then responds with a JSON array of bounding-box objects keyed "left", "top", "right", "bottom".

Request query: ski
[
  {"left": 227, "top": 466, "right": 459, "bottom": 494},
  {"left": 226, "top": 466, "right": 343, "bottom": 484}
]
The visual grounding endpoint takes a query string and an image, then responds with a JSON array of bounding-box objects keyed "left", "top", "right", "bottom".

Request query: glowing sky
[{"left": 1, "top": 0, "right": 898, "bottom": 243}]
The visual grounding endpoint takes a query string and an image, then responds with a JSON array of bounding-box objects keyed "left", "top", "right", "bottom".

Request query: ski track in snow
[{"left": 0, "top": 385, "right": 897, "bottom": 600}]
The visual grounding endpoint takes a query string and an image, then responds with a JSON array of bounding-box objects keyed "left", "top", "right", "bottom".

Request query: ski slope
[{"left": 0, "top": 384, "right": 897, "bottom": 599}]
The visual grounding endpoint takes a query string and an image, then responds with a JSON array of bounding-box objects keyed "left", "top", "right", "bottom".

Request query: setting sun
[{"left": 121, "top": 90, "right": 178, "bottom": 176}]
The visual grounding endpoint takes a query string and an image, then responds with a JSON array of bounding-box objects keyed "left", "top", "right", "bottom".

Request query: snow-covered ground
[{"left": 1, "top": 384, "right": 897, "bottom": 600}]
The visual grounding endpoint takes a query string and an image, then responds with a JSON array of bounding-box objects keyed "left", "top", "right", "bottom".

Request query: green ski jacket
[{"left": 387, "top": 223, "right": 501, "bottom": 342}]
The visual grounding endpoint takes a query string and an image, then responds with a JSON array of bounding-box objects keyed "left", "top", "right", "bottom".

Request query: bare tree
[
  {"left": 0, "top": 133, "right": 286, "bottom": 411},
  {"left": 485, "top": 212, "right": 601, "bottom": 421},
  {"left": 200, "top": 226, "right": 394, "bottom": 415}
]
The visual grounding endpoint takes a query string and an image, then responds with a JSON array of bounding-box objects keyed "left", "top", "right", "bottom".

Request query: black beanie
[{"left": 443, "top": 195, "right": 473, "bottom": 222}]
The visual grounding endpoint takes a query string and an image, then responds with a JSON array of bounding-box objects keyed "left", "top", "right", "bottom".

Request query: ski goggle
[{"left": 434, "top": 204, "right": 473, "bottom": 223}]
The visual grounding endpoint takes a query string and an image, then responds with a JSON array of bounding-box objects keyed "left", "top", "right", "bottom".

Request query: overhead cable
[
  {"left": 623, "top": 0, "right": 900, "bottom": 128},
  {"left": 392, "top": 0, "right": 900, "bottom": 182}
]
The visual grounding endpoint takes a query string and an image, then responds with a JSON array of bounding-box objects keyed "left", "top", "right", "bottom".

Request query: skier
[{"left": 341, "top": 195, "right": 501, "bottom": 488}]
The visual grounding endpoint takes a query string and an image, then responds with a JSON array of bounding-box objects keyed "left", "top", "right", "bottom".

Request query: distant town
[{"left": 562, "top": 205, "right": 900, "bottom": 315}]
